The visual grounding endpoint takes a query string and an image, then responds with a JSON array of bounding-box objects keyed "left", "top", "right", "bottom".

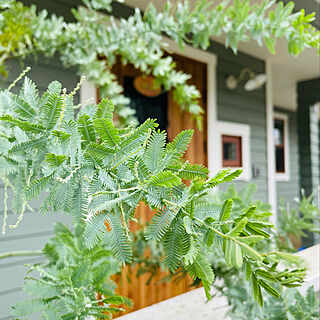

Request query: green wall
[
  {"left": 208, "top": 43, "right": 268, "bottom": 202},
  {"left": 0, "top": 57, "right": 78, "bottom": 320}
]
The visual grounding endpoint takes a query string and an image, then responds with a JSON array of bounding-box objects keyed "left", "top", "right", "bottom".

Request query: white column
[
  {"left": 207, "top": 57, "right": 218, "bottom": 177},
  {"left": 266, "top": 60, "right": 277, "bottom": 223},
  {"left": 80, "top": 79, "right": 97, "bottom": 104}
]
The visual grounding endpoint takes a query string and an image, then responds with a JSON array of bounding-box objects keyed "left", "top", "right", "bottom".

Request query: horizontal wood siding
[
  {"left": 0, "top": 55, "right": 77, "bottom": 319},
  {"left": 208, "top": 43, "right": 268, "bottom": 202}
]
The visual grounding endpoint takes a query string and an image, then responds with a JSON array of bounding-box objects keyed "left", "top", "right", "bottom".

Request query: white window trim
[
  {"left": 213, "top": 121, "right": 251, "bottom": 181},
  {"left": 274, "top": 112, "right": 290, "bottom": 181}
]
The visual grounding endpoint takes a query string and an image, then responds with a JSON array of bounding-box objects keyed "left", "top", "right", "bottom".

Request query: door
[{"left": 108, "top": 54, "right": 208, "bottom": 315}]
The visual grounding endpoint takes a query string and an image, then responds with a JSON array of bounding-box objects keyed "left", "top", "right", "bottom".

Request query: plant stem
[
  {"left": 194, "top": 217, "right": 229, "bottom": 239},
  {"left": 0, "top": 250, "right": 43, "bottom": 260}
]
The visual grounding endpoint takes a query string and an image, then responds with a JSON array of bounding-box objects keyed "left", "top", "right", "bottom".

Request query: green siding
[
  {"left": 208, "top": 44, "right": 268, "bottom": 202},
  {"left": 0, "top": 57, "right": 77, "bottom": 320},
  {"left": 275, "top": 108, "right": 300, "bottom": 206}
]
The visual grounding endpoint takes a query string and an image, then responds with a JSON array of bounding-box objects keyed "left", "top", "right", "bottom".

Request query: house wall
[
  {"left": 0, "top": 1, "right": 275, "bottom": 318},
  {"left": 0, "top": 57, "right": 78, "bottom": 320},
  {"left": 1, "top": 1, "right": 80, "bottom": 317},
  {"left": 208, "top": 44, "right": 268, "bottom": 202},
  {"left": 275, "top": 108, "right": 300, "bottom": 206}
]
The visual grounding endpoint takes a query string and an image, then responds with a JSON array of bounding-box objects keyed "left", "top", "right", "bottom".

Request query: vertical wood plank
[{"left": 112, "top": 53, "right": 208, "bottom": 318}]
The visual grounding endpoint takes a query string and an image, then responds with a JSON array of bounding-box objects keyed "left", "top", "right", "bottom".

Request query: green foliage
[
  {"left": 226, "top": 284, "right": 320, "bottom": 320},
  {"left": 11, "top": 222, "right": 131, "bottom": 319},
  {"left": 0, "top": 0, "right": 319, "bottom": 126},
  {"left": 0, "top": 79, "right": 308, "bottom": 305},
  {"left": 203, "top": 184, "right": 319, "bottom": 318},
  {"left": 276, "top": 191, "right": 320, "bottom": 251}
]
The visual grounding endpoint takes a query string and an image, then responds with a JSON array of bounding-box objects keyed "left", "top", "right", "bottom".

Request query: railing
[{"left": 117, "top": 244, "right": 320, "bottom": 320}]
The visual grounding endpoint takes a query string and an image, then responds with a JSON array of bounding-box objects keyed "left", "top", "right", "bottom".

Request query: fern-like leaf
[
  {"left": 0, "top": 156, "right": 18, "bottom": 175},
  {"left": 169, "top": 163, "right": 209, "bottom": 180},
  {"left": 77, "top": 114, "right": 96, "bottom": 143},
  {"left": 25, "top": 175, "right": 54, "bottom": 201},
  {"left": 108, "top": 213, "right": 132, "bottom": 265},
  {"left": 20, "top": 77, "right": 39, "bottom": 108},
  {"left": 158, "top": 129, "right": 193, "bottom": 170},
  {"left": 208, "top": 169, "right": 242, "bottom": 187},
  {"left": 183, "top": 235, "right": 201, "bottom": 265},
  {"left": 84, "top": 212, "right": 108, "bottom": 248},
  {"left": 145, "top": 207, "right": 178, "bottom": 241},
  {"left": 115, "top": 118, "right": 157, "bottom": 159},
  {"left": 9, "top": 137, "right": 47, "bottom": 155},
  {"left": 85, "top": 142, "right": 114, "bottom": 161},
  {"left": 144, "top": 130, "right": 166, "bottom": 172},
  {"left": 127, "top": 156, "right": 150, "bottom": 181},
  {"left": 71, "top": 182, "right": 89, "bottom": 224},
  {"left": 1, "top": 92, "right": 36, "bottom": 118},
  {"left": 89, "top": 191, "right": 140, "bottom": 214},
  {"left": 195, "top": 203, "right": 221, "bottom": 221},
  {"left": 162, "top": 221, "right": 184, "bottom": 272},
  {"left": 145, "top": 171, "right": 182, "bottom": 188},
  {"left": 93, "top": 118, "right": 120, "bottom": 147},
  {"left": 23, "top": 279, "right": 60, "bottom": 299},
  {"left": 11, "top": 299, "right": 45, "bottom": 317},
  {"left": 185, "top": 253, "right": 215, "bottom": 300},
  {"left": 45, "top": 153, "right": 67, "bottom": 168},
  {"left": 41, "top": 92, "right": 63, "bottom": 130},
  {"left": 0, "top": 114, "right": 44, "bottom": 133},
  {"left": 94, "top": 98, "right": 114, "bottom": 120}
]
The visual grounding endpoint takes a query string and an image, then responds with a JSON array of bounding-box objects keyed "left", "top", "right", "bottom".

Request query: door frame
[{"left": 80, "top": 37, "right": 218, "bottom": 175}]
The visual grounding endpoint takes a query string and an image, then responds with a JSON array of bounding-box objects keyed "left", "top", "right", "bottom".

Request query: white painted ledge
[
  {"left": 118, "top": 244, "right": 320, "bottom": 320},
  {"left": 296, "top": 244, "right": 320, "bottom": 294},
  {"left": 118, "top": 287, "right": 230, "bottom": 320}
]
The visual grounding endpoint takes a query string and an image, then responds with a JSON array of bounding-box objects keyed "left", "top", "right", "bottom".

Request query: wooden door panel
[
  {"left": 108, "top": 54, "right": 207, "bottom": 316},
  {"left": 167, "top": 55, "right": 207, "bottom": 166}
]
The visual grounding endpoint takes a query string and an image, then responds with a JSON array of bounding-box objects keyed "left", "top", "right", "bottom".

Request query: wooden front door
[{"left": 109, "top": 54, "right": 208, "bottom": 315}]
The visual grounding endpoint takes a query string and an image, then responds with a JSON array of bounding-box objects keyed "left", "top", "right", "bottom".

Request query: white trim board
[
  {"left": 266, "top": 60, "right": 277, "bottom": 221},
  {"left": 213, "top": 121, "right": 251, "bottom": 181},
  {"left": 274, "top": 112, "right": 290, "bottom": 181}
]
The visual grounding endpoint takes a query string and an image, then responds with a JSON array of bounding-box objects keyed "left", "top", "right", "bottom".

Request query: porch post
[{"left": 266, "top": 60, "right": 277, "bottom": 223}]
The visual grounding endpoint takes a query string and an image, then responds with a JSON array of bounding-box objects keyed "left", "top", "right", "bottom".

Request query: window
[
  {"left": 273, "top": 113, "right": 289, "bottom": 180},
  {"left": 214, "top": 121, "right": 251, "bottom": 181},
  {"left": 222, "top": 135, "right": 242, "bottom": 167}
]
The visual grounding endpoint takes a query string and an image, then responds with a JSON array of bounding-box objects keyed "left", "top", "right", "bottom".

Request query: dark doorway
[{"left": 123, "top": 76, "right": 168, "bottom": 131}]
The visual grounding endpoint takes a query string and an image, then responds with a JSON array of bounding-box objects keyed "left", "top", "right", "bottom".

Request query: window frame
[
  {"left": 274, "top": 112, "right": 290, "bottom": 181},
  {"left": 222, "top": 135, "right": 242, "bottom": 167},
  {"left": 215, "top": 121, "right": 251, "bottom": 181}
]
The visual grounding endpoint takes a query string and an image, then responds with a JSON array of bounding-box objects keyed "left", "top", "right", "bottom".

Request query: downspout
[{"left": 266, "top": 60, "right": 277, "bottom": 223}]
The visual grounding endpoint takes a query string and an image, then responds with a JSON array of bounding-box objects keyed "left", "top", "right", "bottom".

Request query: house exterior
[{"left": 0, "top": 0, "right": 319, "bottom": 319}]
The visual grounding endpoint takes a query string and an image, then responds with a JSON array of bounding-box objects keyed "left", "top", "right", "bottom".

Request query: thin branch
[{"left": 0, "top": 250, "right": 43, "bottom": 260}]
